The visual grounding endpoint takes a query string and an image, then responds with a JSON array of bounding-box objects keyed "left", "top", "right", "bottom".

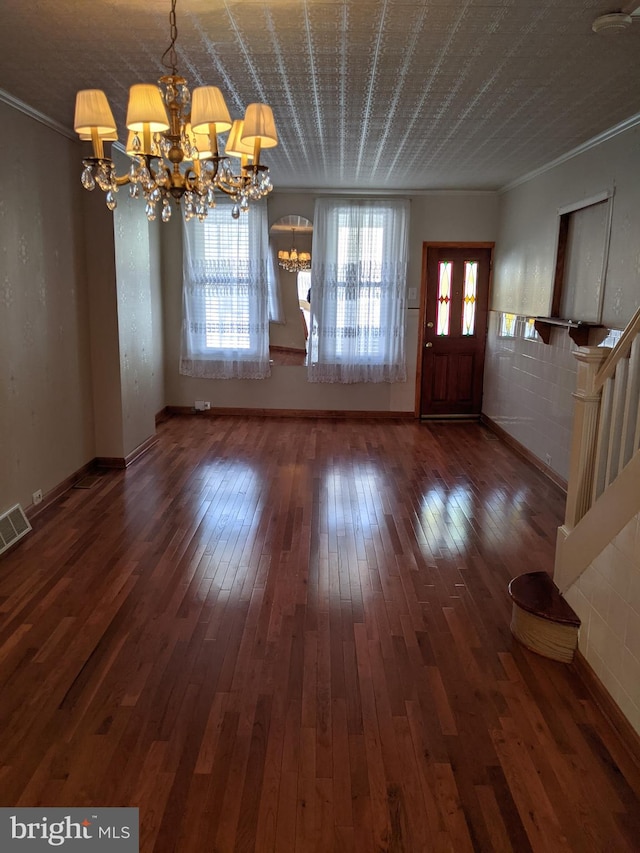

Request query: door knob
[
  {"left": 427, "top": 321, "right": 434, "bottom": 328},
  {"left": 425, "top": 342, "right": 432, "bottom": 348}
]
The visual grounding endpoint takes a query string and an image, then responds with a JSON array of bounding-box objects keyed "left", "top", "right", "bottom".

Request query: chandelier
[
  {"left": 73, "top": 0, "right": 277, "bottom": 223},
  {"left": 278, "top": 230, "right": 311, "bottom": 273}
]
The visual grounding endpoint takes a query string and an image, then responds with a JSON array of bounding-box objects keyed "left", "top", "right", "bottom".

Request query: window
[
  {"left": 308, "top": 198, "right": 409, "bottom": 383},
  {"left": 498, "top": 312, "right": 538, "bottom": 340},
  {"left": 499, "top": 312, "right": 517, "bottom": 338},
  {"left": 436, "top": 260, "right": 477, "bottom": 337},
  {"left": 462, "top": 261, "right": 478, "bottom": 336},
  {"left": 180, "top": 201, "right": 272, "bottom": 379},
  {"left": 437, "top": 261, "right": 451, "bottom": 336}
]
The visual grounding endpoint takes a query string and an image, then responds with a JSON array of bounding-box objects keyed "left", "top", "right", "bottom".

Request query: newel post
[
  {"left": 563, "top": 346, "right": 610, "bottom": 529},
  {"left": 555, "top": 346, "right": 609, "bottom": 591}
]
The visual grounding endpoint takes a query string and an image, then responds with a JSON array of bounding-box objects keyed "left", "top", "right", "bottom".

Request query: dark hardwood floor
[{"left": 1, "top": 415, "right": 639, "bottom": 852}]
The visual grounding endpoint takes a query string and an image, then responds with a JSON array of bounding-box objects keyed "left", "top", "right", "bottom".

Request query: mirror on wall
[{"left": 269, "top": 215, "right": 313, "bottom": 366}]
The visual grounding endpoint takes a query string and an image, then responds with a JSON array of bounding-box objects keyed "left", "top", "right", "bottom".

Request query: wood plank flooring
[{"left": 1, "top": 415, "right": 639, "bottom": 852}]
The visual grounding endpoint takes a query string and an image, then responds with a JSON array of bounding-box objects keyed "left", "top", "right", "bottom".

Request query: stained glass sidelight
[
  {"left": 462, "top": 261, "right": 477, "bottom": 335},
  {"left": 437, "top": 261, "right": 451, "bottom": 336}
]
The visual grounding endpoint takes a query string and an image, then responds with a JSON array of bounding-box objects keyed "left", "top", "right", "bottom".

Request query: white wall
[
  {"left": 85, "top": 157, "right": 164, "bottom": 460},
  {"left": 0, "top": 98, "right": 164, "bottom": 518},
  {"left": 564, "top": 511, "right": 640, "bottom": 736},
  {"left": 162, "top": 190, "right": 499, "bottom": 412},
  {"left": 0, "top": 103, "right": 95, "bottom": 513},
  {"left": 485, "top": 123, "right": 640, "bottom": 481},
  {"left": 492, "top": 124, "right": 640, "bottom": 325},
  {"left": 148, "top": 216, "right": 165, "bottom": 416},
  {"left": 113, "top": 190, "right": 163, "bottom": 455}
]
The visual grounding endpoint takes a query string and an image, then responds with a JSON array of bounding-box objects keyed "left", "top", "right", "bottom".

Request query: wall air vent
[{"left": 0, "top": 504, "right": 32, "bottom": 556}]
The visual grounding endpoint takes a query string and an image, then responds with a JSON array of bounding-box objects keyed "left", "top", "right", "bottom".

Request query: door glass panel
[
  {"left": 462, "top": 261, "right": 477, "bottom": 336},
  {"left": 437, "top": 261, "right": 451, "bottom": 336}
]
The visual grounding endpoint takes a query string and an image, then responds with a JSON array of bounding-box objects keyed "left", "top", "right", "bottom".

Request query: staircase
[
  {"left": 509, "top": 306, "right": 640, "bottom": 662},
  {"left": 555, "top": 306, "right": 640, "bottom": 591}
]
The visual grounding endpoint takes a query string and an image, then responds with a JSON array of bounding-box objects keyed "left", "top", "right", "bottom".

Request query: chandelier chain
[{"left": 161, "top": 0, "right": 179, "bottom": 75}]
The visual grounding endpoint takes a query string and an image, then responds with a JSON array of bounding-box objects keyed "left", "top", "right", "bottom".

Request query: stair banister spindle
[
  {"left": 593, "top": 376, "right": 613, "bottom": 501},
  {"left": 605, "top": 358, "right": 628, "bottom": 488},
  {"left": 621, "top": 335, "right": 640, "bottom": 466}
]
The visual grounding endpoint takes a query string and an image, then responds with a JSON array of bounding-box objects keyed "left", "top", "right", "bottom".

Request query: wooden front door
[{"left": 419, "top": 245, "right": 492, "bottom": 417}]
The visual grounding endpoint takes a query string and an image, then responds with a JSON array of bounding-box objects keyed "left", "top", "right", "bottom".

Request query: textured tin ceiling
[{"left": 0, "top": 0, "right": 639, "bottom": 191}]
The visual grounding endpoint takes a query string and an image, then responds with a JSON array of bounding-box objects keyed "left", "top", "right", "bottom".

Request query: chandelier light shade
[
  {"left": 125, "top": 84, "right": 170, "bottom": 133},
  {"left": 80, "top": 129, "right": 118, "bottom": 144},
  {"left": 186, "top": 125, "right": 214, "bottom": 160},
  {"left": 225, "top": 120, "right": 254, "bottom": 159},
  {"left": 278, "top": 229, "right": 311, "bottom": 273},
  {"left": 74, "top": 89, "right": 117, "bottom": 136},
  {"left": 74, "top": 0, "right": 277, "bottom": 223},
  {"left": 190, "top": 86, "right": 232, "bottom": 133},
  {"left": 242, "top": 104, "right": 278, "bottom": 149}
]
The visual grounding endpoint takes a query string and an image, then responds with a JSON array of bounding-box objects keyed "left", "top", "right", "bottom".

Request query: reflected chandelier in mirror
[{"left": 272, "top": 215, "right": 312, "bottom": 273}]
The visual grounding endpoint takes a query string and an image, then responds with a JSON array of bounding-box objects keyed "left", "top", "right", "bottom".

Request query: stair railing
[
  {"left": 591, "top": 308, "right": 640, "bottom": 501},
  {"left": 555, "top": 306, "right": 640, "bottom": 592},
  {"left": 563, "top": 306, "right": 640, "bottom": 530}
]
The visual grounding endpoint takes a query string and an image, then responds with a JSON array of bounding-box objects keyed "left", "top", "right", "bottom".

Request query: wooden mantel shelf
[{"left": 534, "top": 317, "right": 602, "bottom": 347}]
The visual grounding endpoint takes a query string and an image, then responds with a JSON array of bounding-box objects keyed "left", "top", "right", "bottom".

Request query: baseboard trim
[
  {"left": 95, "top": 434, "right": 159, "bottom": 470},
  {"left": 573, "top": 650, "right": 640, "bottom": 771},
  {"left": 166, "top": 406, "right": 414, "bottom": 420},
  {"left": 420, "top": 414, "right": 481, "bottom": 421},
  {"left": 24, "top": 459, "right": 97, "bottom": 521},
  {"left": 22, "top": 435, "right": 158, "bottom": 524},
  {"left": 155, "top": 407, "right": 172, "bottom": 425},
  {"left": 480, "top": 414, "right": 568, "bottom": 492},
  {"left": 269, "top": 345, "right": 306, "bottom": 354}
]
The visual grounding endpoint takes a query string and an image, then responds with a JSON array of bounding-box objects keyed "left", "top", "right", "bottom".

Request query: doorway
[{"left": 417, "top": 243, "right": 493, "bottom": 418}]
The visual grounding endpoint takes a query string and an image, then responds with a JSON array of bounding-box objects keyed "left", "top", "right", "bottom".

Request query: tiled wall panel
[{"left": 483, "top": 315, "right": 578, "bottom": 481}]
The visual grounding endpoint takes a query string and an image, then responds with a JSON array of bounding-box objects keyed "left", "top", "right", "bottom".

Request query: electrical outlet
[
  {"left": 203, "top": 402, "right": 211, "bottom": 410},
  {"left": 32, "top": 489, "right": 43, "bottom": 505},
  {"left": 194, "top": 400, "right": 206, "bottom": 411}
]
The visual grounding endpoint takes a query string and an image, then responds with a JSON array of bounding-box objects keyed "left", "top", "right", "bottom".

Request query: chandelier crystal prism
[
  {"left": 74, "top": 0, "right": 277, "bottom": 223},
  {"left": 278, "top": 229, "right": 311, "bottom": 273}
]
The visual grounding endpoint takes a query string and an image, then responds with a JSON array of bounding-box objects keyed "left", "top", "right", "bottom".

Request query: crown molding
[
  {"left": 1, "top": 86, "right": 638, "bottom": 198},
  {"left": 500, "top": 111, "right": 640, "bottom": 193},
  {"left": 272, "top": 187, "right": 498, "bottom": 197},
  {"left": 0, "top": 88, "right": 76, "bottom": 141}
]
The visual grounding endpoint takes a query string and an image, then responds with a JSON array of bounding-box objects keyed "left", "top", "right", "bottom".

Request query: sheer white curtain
[
  {"left": 180, "top": 201, "right": 271, "bottom": 379},
  {"left": 308, "top": 198, "right": 409, "bottom": 383}
]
